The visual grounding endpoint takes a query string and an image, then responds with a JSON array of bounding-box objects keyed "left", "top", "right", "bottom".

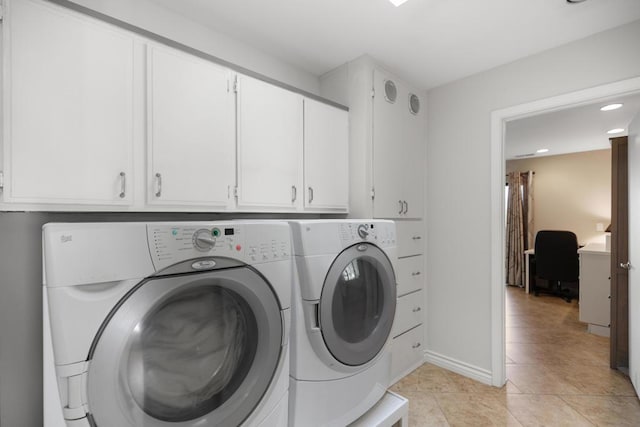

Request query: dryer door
[
  {"left": 319, "top": 243, "right": 397, "bottom": 366},
  {"left": 85, "top": 266, "right": 282, "bottom": 427}
]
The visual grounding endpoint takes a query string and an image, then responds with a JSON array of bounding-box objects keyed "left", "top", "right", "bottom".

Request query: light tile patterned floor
[{"left": 390, "top": 286, "right": 640, "bottom": 426}]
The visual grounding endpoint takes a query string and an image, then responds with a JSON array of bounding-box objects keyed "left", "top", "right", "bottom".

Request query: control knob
[
  {"left": 193, "top": 229, "right": 216, "bottom": 251},
  {"left": 357, "top": 224, "right": 369, "bottom": 239}
]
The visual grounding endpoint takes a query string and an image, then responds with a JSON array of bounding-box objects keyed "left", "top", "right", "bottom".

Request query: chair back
[{"left": 534, "top": 230, "right": 579, "bottom": 282}]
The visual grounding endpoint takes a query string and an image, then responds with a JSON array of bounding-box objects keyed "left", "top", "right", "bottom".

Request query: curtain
[
  {"left": 506, "top": 172, "right": 525, "bottom": 286},
  {"left": 526, "top": 171, "right": 534, "bottom": 249}
]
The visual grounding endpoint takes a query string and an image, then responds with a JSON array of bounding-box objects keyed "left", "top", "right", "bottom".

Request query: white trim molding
[
  {"left": 490, "top": 76, "right": 640, "bottom": 387},
  {"left": 424, "top": 350, "right": 493, "bottom": 386}
]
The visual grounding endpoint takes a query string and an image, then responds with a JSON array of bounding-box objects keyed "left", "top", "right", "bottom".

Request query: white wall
[
  {"left": 67, "top": 0, "right": 320, "bottom": 94},
  {"left": 426, "top": 20, "right": 640, "bottom": 374},
  {"left": 506, "top": 149, "right": 611, "bottom": 246}
]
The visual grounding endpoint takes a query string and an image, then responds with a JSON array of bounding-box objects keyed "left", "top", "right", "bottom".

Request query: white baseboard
[{"left": 423, "top": 350, "right": 493, "bottom": 386}]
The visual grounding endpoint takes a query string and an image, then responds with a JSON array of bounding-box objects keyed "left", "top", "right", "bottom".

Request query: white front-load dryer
[
  {"left": 42, "top": 221, "right": 292, "bottom": 427},
  {"left": 287, "top": 220, "right": 397, "bottom": 427}
]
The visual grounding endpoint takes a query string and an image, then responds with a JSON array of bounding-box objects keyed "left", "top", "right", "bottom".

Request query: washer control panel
[{"left": 147, "top": 222, "right": 290, "bottom": 271}]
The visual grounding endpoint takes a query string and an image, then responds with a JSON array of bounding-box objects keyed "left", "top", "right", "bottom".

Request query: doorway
[{"left": 489, "top": 76, "right": 640, "bottom": 387}]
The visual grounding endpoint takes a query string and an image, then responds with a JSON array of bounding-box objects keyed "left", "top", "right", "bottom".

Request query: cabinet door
[
  {"left": 236, "top": 76, "right": 303, "bottom": 210},
  {"left": 372, "top": 69, "right": 406, "bottom": 218},
  {"left": 303, "top": 99, "right": 349, "bottom": 211},
  {"left": 3, "top": 0, "right": 134, "bottom": 205},
  {"left": 401, "top": 91, "right": 425, "bottom": 219},
  {"left": 147, "top": 45, "right": 234, "bottom": 208}
]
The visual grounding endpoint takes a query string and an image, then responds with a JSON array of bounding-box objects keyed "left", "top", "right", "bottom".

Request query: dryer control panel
[
  {"left": 147, "top": 222, "right": 291, "bottom": 271},
  {"left": 339, "top": 221, "right": 396, "bottom": 248}
]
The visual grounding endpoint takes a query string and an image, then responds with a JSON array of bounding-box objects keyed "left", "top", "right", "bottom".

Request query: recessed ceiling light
[
  {"left": 600, "top": 103, "right": 623, "bottom": 111},
  {"left": 607, "top": 128, "right": 625, "bottom": 134},
  {"left": 536, "top": 148, "right": 549, "bottom": 153},
  {"left": 389, "top": 0, "right": 410, "bottom": 6}
]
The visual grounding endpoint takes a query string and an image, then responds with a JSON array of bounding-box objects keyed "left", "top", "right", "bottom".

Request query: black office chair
[{"left": 533, "top": 230, "right": 579, "bottom": 303}]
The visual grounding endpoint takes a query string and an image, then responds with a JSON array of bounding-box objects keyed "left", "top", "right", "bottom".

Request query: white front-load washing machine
[
  {"left": 42, "top": 221, "right": 292, "bottom": 427},
  {"left": 287, "top": 219, "right": 397, "bottom": 427}
]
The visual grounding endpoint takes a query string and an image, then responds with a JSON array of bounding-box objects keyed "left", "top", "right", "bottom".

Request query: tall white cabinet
[
  {"left": 372, "top": 70, "right": 424, "bottom": 219},
  {"left": 320, "top": 56, "right": 426, "bottom": 384},
  {"left": 3, "top": 0, "right": 135, "bottom": 205}
]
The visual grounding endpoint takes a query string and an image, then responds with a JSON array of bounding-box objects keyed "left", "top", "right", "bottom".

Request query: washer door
[
  {"left": 86, "top": 266, "right": 282, "bottom": 427},
  {"left": 319, "top": 243, "right": 396, "bottom": 366}
]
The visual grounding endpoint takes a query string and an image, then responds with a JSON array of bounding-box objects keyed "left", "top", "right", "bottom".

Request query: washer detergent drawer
[
  {"left": 396, "top": 255, "right": 423, "bottom": 297},
  {"left": 392, "top": 289, "right": 423, "bottom": 337}
]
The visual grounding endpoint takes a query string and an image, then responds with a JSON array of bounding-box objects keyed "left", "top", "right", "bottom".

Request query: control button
[
  {"left": 236, "top": 244, "right": 242, "bottom": 251},
  {"left": 212, "top": 228, "right": 221, "bottom": 237}
]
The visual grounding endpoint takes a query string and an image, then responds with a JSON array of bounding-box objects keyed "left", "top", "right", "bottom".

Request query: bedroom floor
[{"left": 390, "top": 286, "right": 640, "bottom": 426}]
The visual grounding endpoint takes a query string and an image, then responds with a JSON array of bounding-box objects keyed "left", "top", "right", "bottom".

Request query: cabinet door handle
[
  {"left": 412, "top": 306, "right": 421, "bottom": 312},
  {"left": 308, "top": 187, "right": 314, "bottom": 204},
  {"left": 620, "top": 262, "right": 631, "bottom": 270},
  {"left": 398, "top": 200, "right": 403, "bottom": 214},
  {"left": 118, "top": 172, "right": 126, "bottom": 199},
  {"left": 155, "top": 173, "right": 162, "bottom": 197},
  {"left": 403, "top": 200, "right": 408, "bottom": 214},
  {"left": 412, "top": 236, "right": 422, "bottom": 240},
  {"left": 412, "top": 271, "right": 421, "bottom": 276},
  {"left": 412, "top": 342, "right": 421, "bottom": 349},
  {"left": 292, "top": 185, "right": 297, "bottom": 202}
]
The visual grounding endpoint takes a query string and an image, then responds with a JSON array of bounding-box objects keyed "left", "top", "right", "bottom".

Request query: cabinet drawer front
[
  {"left": 396, "top": 221, "right": 424, "bottom": 257},
  {"left": 396, "top": 256, "right": 424, "bottom": 297},
  {"left": 390, "top": 324, "right": 424, "bottom": 382},
  {"left": 392, "top": 290, "right": 423, "bottom": 337}
]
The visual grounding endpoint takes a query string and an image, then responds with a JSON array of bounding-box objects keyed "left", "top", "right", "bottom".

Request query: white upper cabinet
[
  {"left": 147, "top": 44, "right": 235, "bottom": 208},
  {"left": 303, "top": 99, "right": 349, "bottom": 211},
  {"left": 1, "top": 0, "right": 346, "bottom": 213},
  {"left": 372, "top": 69, "right": 424, "bottom": 219},
  {"left": 236, "top": 75, "right": 304, "bottom": 211},
  {"left": 2, "top": 0, "right": 135, "bottom": 205}
]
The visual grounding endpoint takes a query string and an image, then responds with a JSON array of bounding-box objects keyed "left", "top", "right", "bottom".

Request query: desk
[{"left": 524, "top": 243, "right": 611, "bottom": 336}]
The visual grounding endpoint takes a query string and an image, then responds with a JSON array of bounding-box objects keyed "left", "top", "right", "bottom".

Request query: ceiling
[
  {"left": 146, "top": 0, "right": 640, "bottom": 90},
  {"left": 505, "top": 93, "right": 640, "bottom": 160}
]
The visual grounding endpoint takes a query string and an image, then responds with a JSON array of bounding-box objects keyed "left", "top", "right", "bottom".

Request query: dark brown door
[{"left": 611, "top": 136, "right": 629, "bottom": 371}]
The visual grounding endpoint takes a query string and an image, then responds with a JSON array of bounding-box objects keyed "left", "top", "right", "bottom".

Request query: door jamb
[{"left": 490, "top": 76, "right": 640, "bottom": 387}]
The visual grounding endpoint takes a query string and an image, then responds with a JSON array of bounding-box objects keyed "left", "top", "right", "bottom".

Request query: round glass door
[
  {"left": 126, "top": 285, "right": 257, "bottom": 422},
  {"left": 320, "top": 243, "right": 396, "bottom": 366},
  {"left": 86, "top": 267, "right": 282, "bottom": 427}
]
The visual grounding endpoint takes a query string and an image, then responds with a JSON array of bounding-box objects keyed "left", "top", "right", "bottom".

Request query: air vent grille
[{"left": 384, "top": 80, "right": 397, "bottom": 103}]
